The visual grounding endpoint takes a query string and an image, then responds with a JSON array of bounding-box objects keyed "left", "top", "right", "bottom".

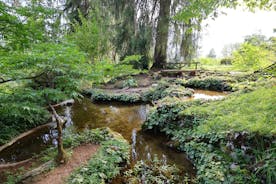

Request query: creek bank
[
  {"left": 143, "top": 85, "right": 276, "bottom": 183},
  {"left": 1, "top": 128, "right": 130, "bottom": 184}
]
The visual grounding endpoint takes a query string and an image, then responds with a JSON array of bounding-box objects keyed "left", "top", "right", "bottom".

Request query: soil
[{"left": 31, "top": 144, "right": 99, "bottom": 184}]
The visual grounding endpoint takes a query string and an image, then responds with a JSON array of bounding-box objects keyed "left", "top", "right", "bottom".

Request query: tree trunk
[
  {"left": 56, "top": 119, "right": 66, "bottom": 164},
  {"left": 181, "top": 21, "right": 193, "bottom": 65},
  {"left": 49, "top": 105, "right": 67, "bottom": 164},
  {"left": 152, "top": 0, "right": 171, "bottom": 70}
]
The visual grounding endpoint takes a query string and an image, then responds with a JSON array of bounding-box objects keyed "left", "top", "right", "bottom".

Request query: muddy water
[
  {"left": 71, "top": 99, "right": 194, "bottom": 174},
  {"left": 0, "top": 90, "right": 226, "bottom": 171}
]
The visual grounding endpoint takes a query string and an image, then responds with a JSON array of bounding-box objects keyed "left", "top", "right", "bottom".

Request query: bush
[
  {"left": 142, "top": 81, "right": 193, "bottom": 102},
  {"left": 122, "top": 77, "right": 138, "bottom": 88},
  {"left": 184, "top": 77, "right": 232, "bottom": 91},
  {"left": 124, "top": 157, "right": 182, "bottom": 183},
  {"left": 88, "top": 89, "right": 142, "bottom": 103},
  {"left": 220, "top": 58, "right": 232, "bottom": 65},
  {"left": 120, "top": 55, "right": 149, "bottom": 70},
  {"left": 0, "top": 89, "right": 50, "bottom": 145},
  {"left": 232, "top": 43, "right": 273, "bottom": 71}
]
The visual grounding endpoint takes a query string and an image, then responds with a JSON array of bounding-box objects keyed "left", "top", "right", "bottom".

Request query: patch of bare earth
[{"left": 32, "top": 144, "right": 99, "bottom": 184}]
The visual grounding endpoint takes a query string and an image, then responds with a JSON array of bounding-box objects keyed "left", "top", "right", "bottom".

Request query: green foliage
[
  {"left": 198, "top": 58, "right": 220, "bottom": 66},
  {"left": 220, "top": 58, "right": 232, "bottom": 65},
  {"left": 0, "top": 42, "right": 89, "bottom": 144},
  {"left": 175, "top": 0, "right": 276, "bottom": 23},
  {"left": 143, "top": 100, "right": 200, "bottom": 132},
  {"left": 254, "top": 146, "right": 276, "bottom": 184},
  {"left": 184, "top": 77, "right": 232, "bottom": 91},
  {"left": 68, "top": 138, "right": 130, "bottom": 184},
  {"left": 183, "top": 87, "right": 276, "bottom": 135},
  {"left": 123, "top": 77, "right": 138, "bottom": 88},
  {"left": 0, "top": 1, "right": 60, "bottom": 51},
  {"left": 1, "top": 42, "right": 87, "bottom": 96},
  {"left": 142, "top": 81, "right": 193, "bottom": 102},
  {"left": 68, "top": 9, "right": 108, "bottom": 60},
  {"left": 124, "top": 157, "right": 182, "bottom": 183},
  {"left": 63, "top": 128, "right": 113, "bottom": 148},
  {"left": 121, "top": 55, "right": 149, "bottom": 70},
  {"left": 143, "top": 83, "right": 276, "bottom": 183},
  {"left": 0, "top": 89, "right": 50, "bottom": 145},
  {"left": 232, "top": 43, "right": 273, "bottom": 71},
  {"left": 88, "top": 60, "right": 141, "bottom": 85},
  {"left": 88, "top": 80, "right": 193, "bottom": 103},
  {"left": 89, "top": 89, "right": 142, "bottom": 103}
]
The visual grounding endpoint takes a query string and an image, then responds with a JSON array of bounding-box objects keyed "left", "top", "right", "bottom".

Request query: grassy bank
[{"left": 143, "top": 85, "right": 276, "bottom": 183}]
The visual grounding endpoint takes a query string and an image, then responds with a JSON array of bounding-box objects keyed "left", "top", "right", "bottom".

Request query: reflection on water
[
  {"left": 0, "top": 90, "right": 226, "bottom": 169},
  {"left": 72, "top": 99, "right": 195, "bottom": 174},
  {"left": 72, "top": 99, "right": 148, "bottom": 141},
  {"left": 0, "top": 127, "right": 55, "bottom": 164},
  {"left": 193, "top": 90, "right": 226, "bottom": 100}
]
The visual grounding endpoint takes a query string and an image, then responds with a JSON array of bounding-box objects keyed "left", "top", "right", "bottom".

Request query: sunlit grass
[{"left": 183, "top": 86, "right": 276, "bottom": 135}]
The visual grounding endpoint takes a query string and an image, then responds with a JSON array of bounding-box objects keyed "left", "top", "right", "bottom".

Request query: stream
[{"left": 0, "top": 90, "right": 226, "bottom": 177}]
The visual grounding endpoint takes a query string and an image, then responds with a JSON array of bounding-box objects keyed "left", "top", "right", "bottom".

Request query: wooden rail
[{"left": 164, "top": 61, "right": 200, "bottom": 70}]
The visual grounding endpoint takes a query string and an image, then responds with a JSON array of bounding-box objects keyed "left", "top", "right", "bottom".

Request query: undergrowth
[
  {"left": 143, "top": 85, "right": 276, "bottom": 183},
  {"left": 124, "top": 156, "right": 184, "bottom": 184},
  {"left": 68, "top": 139, "right": 129, "bottom": 184}
]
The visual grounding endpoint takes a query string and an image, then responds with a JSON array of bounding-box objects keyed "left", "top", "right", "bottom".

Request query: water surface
[{"left": 0, "top": 90, "right": 226, "bottom": 170}]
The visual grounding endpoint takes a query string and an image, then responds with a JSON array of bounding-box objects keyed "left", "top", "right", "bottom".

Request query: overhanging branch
[{"left": 0, "top": 72, "right": 46, "bottom": 84}]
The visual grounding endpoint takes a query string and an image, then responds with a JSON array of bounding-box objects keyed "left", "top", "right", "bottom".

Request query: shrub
[
  {"left": 232, "top": 43, "right": 273, "bottom": 71},
  {"left": 184, "top": 77, "right": 232, "bottom": 91},
  {"left": 142, "top": 81, "right": 193, "bottom": 102},
  {"left": 120, "top": 55, "right": 149, "bottom": 70},
  {"left": 88, "top": 89, "right": 142, "bottom": 103},
  {"left": 220, "top": 58, "right": 232, "bottom": 65},
  {"left": 122, "top": 77, "right": 138, "bottom": 88},
  {"left": 124, "top": 157, "right": 182, "bottom": 183}
]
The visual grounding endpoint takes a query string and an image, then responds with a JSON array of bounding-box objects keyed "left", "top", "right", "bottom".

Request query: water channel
[{"left": 0, "top": 90, "right": 226, "bottom": 177}]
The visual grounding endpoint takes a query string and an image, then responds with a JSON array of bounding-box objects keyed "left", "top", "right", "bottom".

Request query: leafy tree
[
  {"left": 68, "top": 10, "right": 108, "bottom": 62},
  {"left": 0, "top": 1, "right": 61, "bottom": 51},
  {"left": 232, "top": 43, "right": 273, "bottom": 70},
  {"left": 207, "top": 48, "right": 217, "bottom": 58}
]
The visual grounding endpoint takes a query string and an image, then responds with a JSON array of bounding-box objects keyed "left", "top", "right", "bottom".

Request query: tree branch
[{"left": 0, "top": 72, "right": 46, "bottom": 84}]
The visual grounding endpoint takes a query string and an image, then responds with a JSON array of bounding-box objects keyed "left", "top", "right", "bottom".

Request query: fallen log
[
  {"left": 20, "top": 160, "right": 54, "bottom": 183},
  {"left": 51, "top": 99, "right": 74, "bottom": 108},
  {"left": 0, "top": 123, "right": 54, "bottom": 153},
  {"left": 0, "top": 158, "right": 33, "bottom": 170}
]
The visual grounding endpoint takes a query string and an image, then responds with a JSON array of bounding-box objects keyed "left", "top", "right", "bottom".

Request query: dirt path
[{"left": 32, "top": 144, "right": 99, "bottom": 184}]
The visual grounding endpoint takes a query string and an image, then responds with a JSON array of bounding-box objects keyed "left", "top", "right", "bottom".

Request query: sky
[{"left": 199, "top": 8, "right": 276, "bottom": 57}]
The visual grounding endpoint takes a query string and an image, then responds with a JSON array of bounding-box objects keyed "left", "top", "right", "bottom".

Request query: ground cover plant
[{"left": 143, "top": 83, "right": 276, "bottom": 183}]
